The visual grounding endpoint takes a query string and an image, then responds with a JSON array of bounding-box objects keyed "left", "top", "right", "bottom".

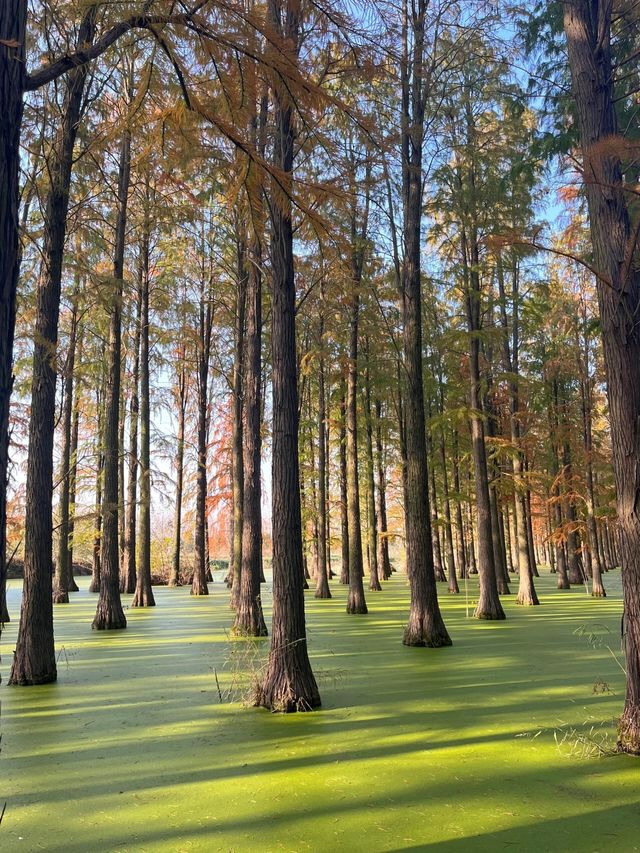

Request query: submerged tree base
[
  {"left": 191, "top": 578, "right": 209, "bottom": 596},
  {"left": 53, "top": 587, "right": 69, "bottom": 604},
  {"left": 233, "top": 605, "right": 268, "bottom": 637},
  {"left": 9, "top": 663, "right": 57, "bottom": 686},
  {"left": 92, "top": 604, "right": 126, "bottom": 630},
  {"left": 474, "top": 596, "right": 506, "bottom": 620},
  {"left": 618, "top": 706, "right": 640, "bottom": 755},
  {"left": 403, "top": 608, "right": 452, "bottom": 647},
  {"left": 255, "top": 646, "right": 321, "bottom": 713},
  {"left": 131, "top": 586, "right": 156, "bottom": 607},
  {"left": 516, "top": 591, "right": 540, "bottom": 606},
  {"left": 346, "top": 590, "right": 368, "bottom": 614}
]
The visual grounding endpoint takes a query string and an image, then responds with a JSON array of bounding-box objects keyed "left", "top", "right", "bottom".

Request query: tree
[
  {"left": 399, "top": 0, "right": 451, "bottom": 645},
  {"left": 563, "top": 0, "right": 640, "bottom": 753},
  {"left": 255, "top": 0, "right": 320, "bottom": 712}
]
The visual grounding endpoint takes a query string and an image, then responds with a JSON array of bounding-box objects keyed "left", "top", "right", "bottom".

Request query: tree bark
[
  {"left": 92, "top": 123, "right": 130, "bottom": 631},
  {"left": 400, "top": 0, "right": 450, "bottom": 646},
  {"left": 55, "top": 286, "right": 80, "bottom": 602},
  {"left": 255, "top": 0, "right": 320, "bottom": 712},
  {"left": 122, "top": 270, "right": 141, "bottom": 594},
  {"left": 230, "top": 242, "right": 246, "bottom": 609},
  {"left": 375, "top": 399, "right": 393, "bottom": 581},
  {"left": 11, "top": 7, "right": 97, "bottom": 681},
  {"left": 439, "top": 431, "right": 458, "bottom": 593},
  {"left": 132, "top": 188, "right": 155, "bottom": 608},
  {"left": 315, "top": 284, "right": 331, "bottom": 599},
  {"left": 192, "top": 228, "right": 213, "bottom": 597},
  {"left": 339, "top": 376, "right": 349, "bottom": 584},
  {"left": 234, "top": 234, "right": 267, "bottom": 634},
  {"left": 169, "top": 353, "right": 186, "bottom": 586},
  {"left": 90, "top": 368, "right": 104, "bottom": 593},
  {"left": 364, "top": 339, "right": 381, "bottom": 591},
  {"left": 345, "top": 186, "right": 368, "bottom": 615},
  {"left": 0, "top": 0, "right": 26, "bottom": 639},
  {"left": 563, "top": 0, "right": 640, "bottom": 752}
]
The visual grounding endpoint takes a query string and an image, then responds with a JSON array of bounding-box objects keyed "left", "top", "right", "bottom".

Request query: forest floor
[{"left": 1, "top": 570, "right": 640, "bottom": 852}]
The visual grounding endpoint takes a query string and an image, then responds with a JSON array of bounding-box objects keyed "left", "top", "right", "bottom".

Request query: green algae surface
[{"left": 2, "top": 571, "right": 640, "bottom": 852}]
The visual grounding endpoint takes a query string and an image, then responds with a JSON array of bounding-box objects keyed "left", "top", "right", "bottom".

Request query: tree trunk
[
  {"left": 90, "top": 369, "right": 104, "bottom": 593},
  {"left": 339, "top": 376, "right": 349, "bottom": 584},
  {"left": 192, "top": 231, "right": 212, "bottom": 597},
  {"left": 364, "top": 339, "right": 381, "bottom": 592},
  {"left": 234, "top": 234, "right": 267, "bottom": 634},
  {"left": 11, "top": 7, "right": 97, "bottom": 681},
  {"left": 0, "top": 0, "right": 27, "bottom": 638},
  {"left": 92, "top": 124, "right": 130, "bottom": 631},
  {"left": 375, "top": 399, "right": 393, "bottom": 581},
  {"left": 400, "top": 0, "right": 450, "bottom": 646},
  {"left": 315, "top": 286, "right": 331, "bottom": 598},
  {"left": 429, "top": 456, "right": 446, "bottom": 583},
  {"left": 67, "top": 328, "right": 82, "bottom": 580},
  {"left": 122, "top": 270, "right": 141, "bottom": 594},
  {"left": 255, "top": 0, "right": 319, "bottom": 712},
  {"left": 346, "top": 262, "right": 367, "bottom": 614},
  {"left": 452, "top": 433, "right": 467, "bottom": 582},
  {"left": 564, "top": 0, "right": 640, "bottom": 752},
  {"left": 579, "top": 319, "right": 605, "bottom": 596},
  {"left": 439, "top": 432, "right": 458, "bottom": 593},
  {"left": 55, "top": 288, "right": 80, "bottom": 602},
  {"left": 230, "top": 244, "right": 246, "bottom": 609},
  {"left": 132, "top": 190, "right": 155, "bottom": 608},
  {"left": 169, "top": 357, "right": 186, "bottom": 587}
]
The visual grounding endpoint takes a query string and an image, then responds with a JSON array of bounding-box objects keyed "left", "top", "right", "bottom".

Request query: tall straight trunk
[
  {"left": 54, "top": 287, "right": 80, "bottom": 602},
  {"left": 400, "top": 0, "right": 450, "bottom": 646},
  {"left": 346, "top": 261, "right": 367, "bottom": 614},
  {"left": 461, "top": 223, "right": 503, "bottom": 617},
  {"left": 339, "top": 377, "right": 349, "bottom": 584},
  {"left": 90, "top": 368, "right": 104, "bottom": 593},
  {"left": 67, "top": 328, "right": 82, "bottom": 575},
  {"left": 439, "top": 432, "right": 458, "bottom": 593},
  {"left": 465, "top": 257, "right": 503, "bottom": 618},
  {"left": 234, "top": 233, "right": 267, "bottom": 634},
  {"left": 122, "top": 271, "right": 141, "bottom": 594},
  {"left": 10, "top": 7, "right": 97, "bottom": 682},
  {"left": 0, "top": 1, "right": 27, "bottom": 637},
  {"left": 315, "top": 286, "right": 331, "bottom": 598},
  {"left": 525, "top": 484, "right": 539, "bottom": 577},
  {"left": 192, "top": 233, "right": 213, "bottom": 597},
  {"left": 364, "top": 340, "right": 381, "bottom": 591},
  {"left": 118, "top": 351, "right": 127, "bottom": 576},
  {"left": 375, "top": 399, "right": 392, "bottom": 581},
  {"left": 485, "top": 397, "right": 510, "bottom": 595},
  {"left": 170, "top": 358, "right": 186, "bottom": 586},
  {"left": 564, "top": 1, "right": 640, "bottom": 751},
  {"left": 452, "top": 433, "right": 467, "bottom": 581},
  {"left": 563, "top": 435, "right": 584, "bottom": 585},
  {"left": 230, "top": 245, "right": 246, "bottom": 609},
  {"left": 429, "top": 457, "right": 446, "bottom": 582},
  {"left": 256, "top": 0, "right": 319, "bottom": 712},
  {"left": 503, "top": 505, "right": 514, "bottom": 573},
  {"left": 325, "top": 394, "right": 333, "bottom": 580},
  {"left": 132, "top": 190, "right": 155, "bottom": 608},
  {"left": 92, "top": 123, "right": 130, "bottom": 631},
  {"left": 396, "top": 362, "right": 409, "bottom": 565},
  {"left": 579, "top": 322, "right": 605, "bottom": 596}
]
